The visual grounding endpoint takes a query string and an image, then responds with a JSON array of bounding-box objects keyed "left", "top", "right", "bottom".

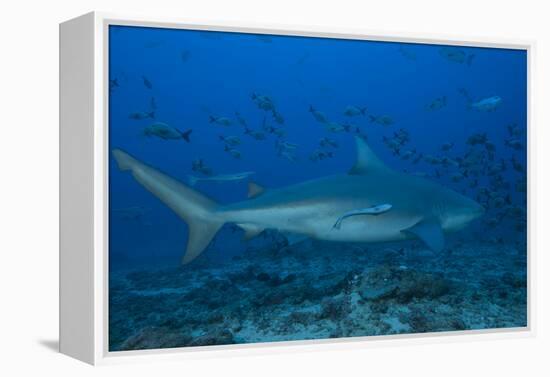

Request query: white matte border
[{"left": 91, "top": 11, "right": 534, "bottom": 365}]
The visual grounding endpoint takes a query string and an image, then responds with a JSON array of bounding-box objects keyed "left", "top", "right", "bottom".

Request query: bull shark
[{"left": 112, "top": 137, "right": 484, "bottom": 264}]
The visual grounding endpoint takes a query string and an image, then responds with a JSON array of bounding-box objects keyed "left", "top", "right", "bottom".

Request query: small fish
[
  {"left": 412, "top": 153, "right": 423, "bottom": 164},
  {"left": 251, "top": 93, "right": 275, "bottom": 111},
  {"left": 278, "top": 150, "right": 297, "bottom": 162},
  {"left": 451, "top": 172, "right": 465, "bottom": 182},
  {"left": 369, "top": 115, "right": 394, "bottom": 126},
  {"left": 510, "top": 157, "right": 524, "bottom": 173},
  {"left": 188, "top": 171, "right": 255, "bottom": 186},
  {"left": 271, "top": 110, "right": 285, "bottom": 125},
  {"left": 344, "top": 106, "right": 367, "bottom": 117},
  {"left": 426, "top": 96, "right": 447, "bottom": 111},
  {"left": 505, "top": 138, "right": 523, "bottom": 150},
  {"left": 319, "top": 137, "right": 338, "bottom": 148},
  {"left": 333, "top": 204, "right": 392, "bottom": 229},
  {"left": 224, "top": 146, "right": 241, "bottom": 159},
  {"left": 277, "top": 140, "right": 298, "bottom": 151},
  {"left": 209, "top": 116, "right": 232, "bottom": 126},
  {"left": 180, "top": 49, "right": 191, "bottom": 62},
  {"left": 441, "top": 142, "right": 454, "bottom": 152},
  {"left": 324, "top": 122, "right": 346, "bottom": 133},
  {"left": 341, "top": 123, "right": 359, "bottom": 133},
  {"left": 439, "top": 47, "right": 475, "bottom": 65},
  {"left": 244, "top": 127, "right": 266, "bottom": 140},
  {"left": 150, "top": 97, "right": 157, "bottom": 111},
  {"left": 507, "top": 123, "right": 522, "bottom": 137},
  {"left": 129, "top": 111, "right": 155, "bottom": 120},
  {"left": 309, "top": 149, "right": 333, "bottom": 161},
  {"left": 467, "top": 133, "right": 488, "bottom": 146},
  {"left": 484, "top": 142, "right": 496, "bottom": 153},
  {"left": 235, "top": 112, "right": 248, "bottom": 127},
  {"left": 256, "top": 35, "right": 273, "bottom": 43},
  {"left": 109, "top": 78, "right": 119, "bottom": 92},
  {"left": 191, "top": 159, "right": 214, "bottom": 176},
  {"left": 266, "top": 126, "right": 286, "bottom": 138},
  {"left": 398, "top": 46, "right": 416, "bottom": 61},
  {"left": 400, "top": 149, "right": 416, "bottom": 160},
  {"left": 219, "top": 135, "right": 241, "bottom": 146},
  {"left": 309, "top": 105, "right": 328, "bottom": 124},
  {"left": 471, "top": 96, "right": 502, "bottom": 112},
  {"left": 144, "top": 122, "right": 192, "bottom": 142},
  {"left": 142, "top": 76, "right": 153, "bottom": 89}
]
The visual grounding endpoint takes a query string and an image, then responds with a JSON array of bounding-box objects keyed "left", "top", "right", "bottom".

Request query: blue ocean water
[{"left": 108, "top": 25, "right": 527, "bottom": 351}]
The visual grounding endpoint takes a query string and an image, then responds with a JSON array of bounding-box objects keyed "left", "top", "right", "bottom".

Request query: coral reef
[{"left": 109, "top": 239, "right": 527, "bottom": 351}]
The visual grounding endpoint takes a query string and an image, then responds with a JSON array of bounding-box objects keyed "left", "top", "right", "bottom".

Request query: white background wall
[{"left": 0, "top": 0, "right": 548, "bottom": 375}]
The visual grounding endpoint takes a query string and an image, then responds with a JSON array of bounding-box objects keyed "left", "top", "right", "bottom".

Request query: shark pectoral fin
[
  {"left": 247, "top": 182, "right": 266, "bottom": 198},
  {"left": 401, "top": 218, "right": 445, "bottom": 252},
  {"left": 348, "top": 136, "right": 390, "bottom": 175},
  {"left": 238, "top": 224, "right": 265, "bottom": 241},
  {"left": 283, "top": 232, "right": 308, "bottom": 246}
]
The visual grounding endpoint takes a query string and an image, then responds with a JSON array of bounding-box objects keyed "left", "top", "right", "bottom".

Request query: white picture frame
[{"left": 59, "top": 11, "right": 535, "bottom": 365}]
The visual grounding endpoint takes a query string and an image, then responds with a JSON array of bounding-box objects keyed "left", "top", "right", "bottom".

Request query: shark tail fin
[
  {"left": 112, "top": 149, "right": 224, "bottom": 264},
  {"left": 112, "top": 149, "right": 137, "bottom": 171}
]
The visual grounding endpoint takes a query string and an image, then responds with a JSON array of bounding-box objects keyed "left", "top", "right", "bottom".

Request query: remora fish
[
  {"left": 112, "top": 137, "right": 484, "bottom": 264},
  {"left": 332, "top": 204, "right": 392, "bottom": 229},
  {"left": 188, "top": 172, "right": 255, "bottom": 186}
]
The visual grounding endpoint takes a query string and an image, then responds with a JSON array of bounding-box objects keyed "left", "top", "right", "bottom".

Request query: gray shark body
[{"left": 113, "top": 137, "right": 484, "bottom": 264}]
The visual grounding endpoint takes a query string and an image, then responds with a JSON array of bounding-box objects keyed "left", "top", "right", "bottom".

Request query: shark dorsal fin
[
  {"left": 248, "top": 182, "right": 266, "bottom": 198},
  {"left": 348, "top": 137, "right": 390, "bottom": 175}
]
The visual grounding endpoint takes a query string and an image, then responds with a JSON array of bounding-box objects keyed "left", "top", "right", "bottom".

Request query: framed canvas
[{"left": 59, "top": 12, "right": 534, "bottom": 365}]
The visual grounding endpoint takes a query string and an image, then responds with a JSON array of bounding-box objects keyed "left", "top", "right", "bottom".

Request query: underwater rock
[
  {"left": 396, "top": 272, "right": 451, "bottom": 303},
  {"left": 501, "top": 272, "right": 526, "bottom": 289},
  {"left": 318, "top": 296, "right": 351, "bottom": 321},
  {"left": 289, "top": 311, "right": 314, "bottom": 326},
  {"left": 188, "top": 328, "right": 236, "bottom": 347},
  {"left": 119, "top": 326, "right": 193, "bottom": 350},
  {"left": 358, "top": 266, "right": 451, "bottom": 304}
]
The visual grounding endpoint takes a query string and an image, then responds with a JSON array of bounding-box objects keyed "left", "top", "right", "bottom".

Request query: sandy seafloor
[{"left": 109, "top": 235, "right": 527, "bottom": 351}]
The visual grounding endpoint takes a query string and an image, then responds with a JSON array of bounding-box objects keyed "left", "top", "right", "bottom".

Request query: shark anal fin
[
  {"left": 348, "top": 137, "right": 390, "bottom": 175},
  {"left": 248, "top": 182, "right": 266, "bottom": 198},
  {"left": 401, "top": 217, "right": 445, "bottom": 252}
]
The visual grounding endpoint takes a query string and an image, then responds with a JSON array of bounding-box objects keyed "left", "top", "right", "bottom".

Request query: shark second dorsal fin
[
  {"left": 401, "top": 217, "right": 445, "bottom": 252},
  {"left": 348, "top": 137, "right": 390, "bottom": 175},
  {"left": 248, "top": 182, "right": 266, "bottom": 198}
]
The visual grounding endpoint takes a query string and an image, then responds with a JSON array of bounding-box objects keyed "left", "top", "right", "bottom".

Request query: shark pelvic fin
[
  {"left": 239, "top": 224, "right": 264, "bottom": 241},
  {"left": 348, "top": 137, "right": 390, "bottom": 175},
  {"left": 401, "top": 217, "right": 445, "bottom": 252},
  {"left": 248, "top": 181, "right": 266, "bottom": 198},
  {"left": 283, "top": 232, "right": 308, "bottom": 246}
]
